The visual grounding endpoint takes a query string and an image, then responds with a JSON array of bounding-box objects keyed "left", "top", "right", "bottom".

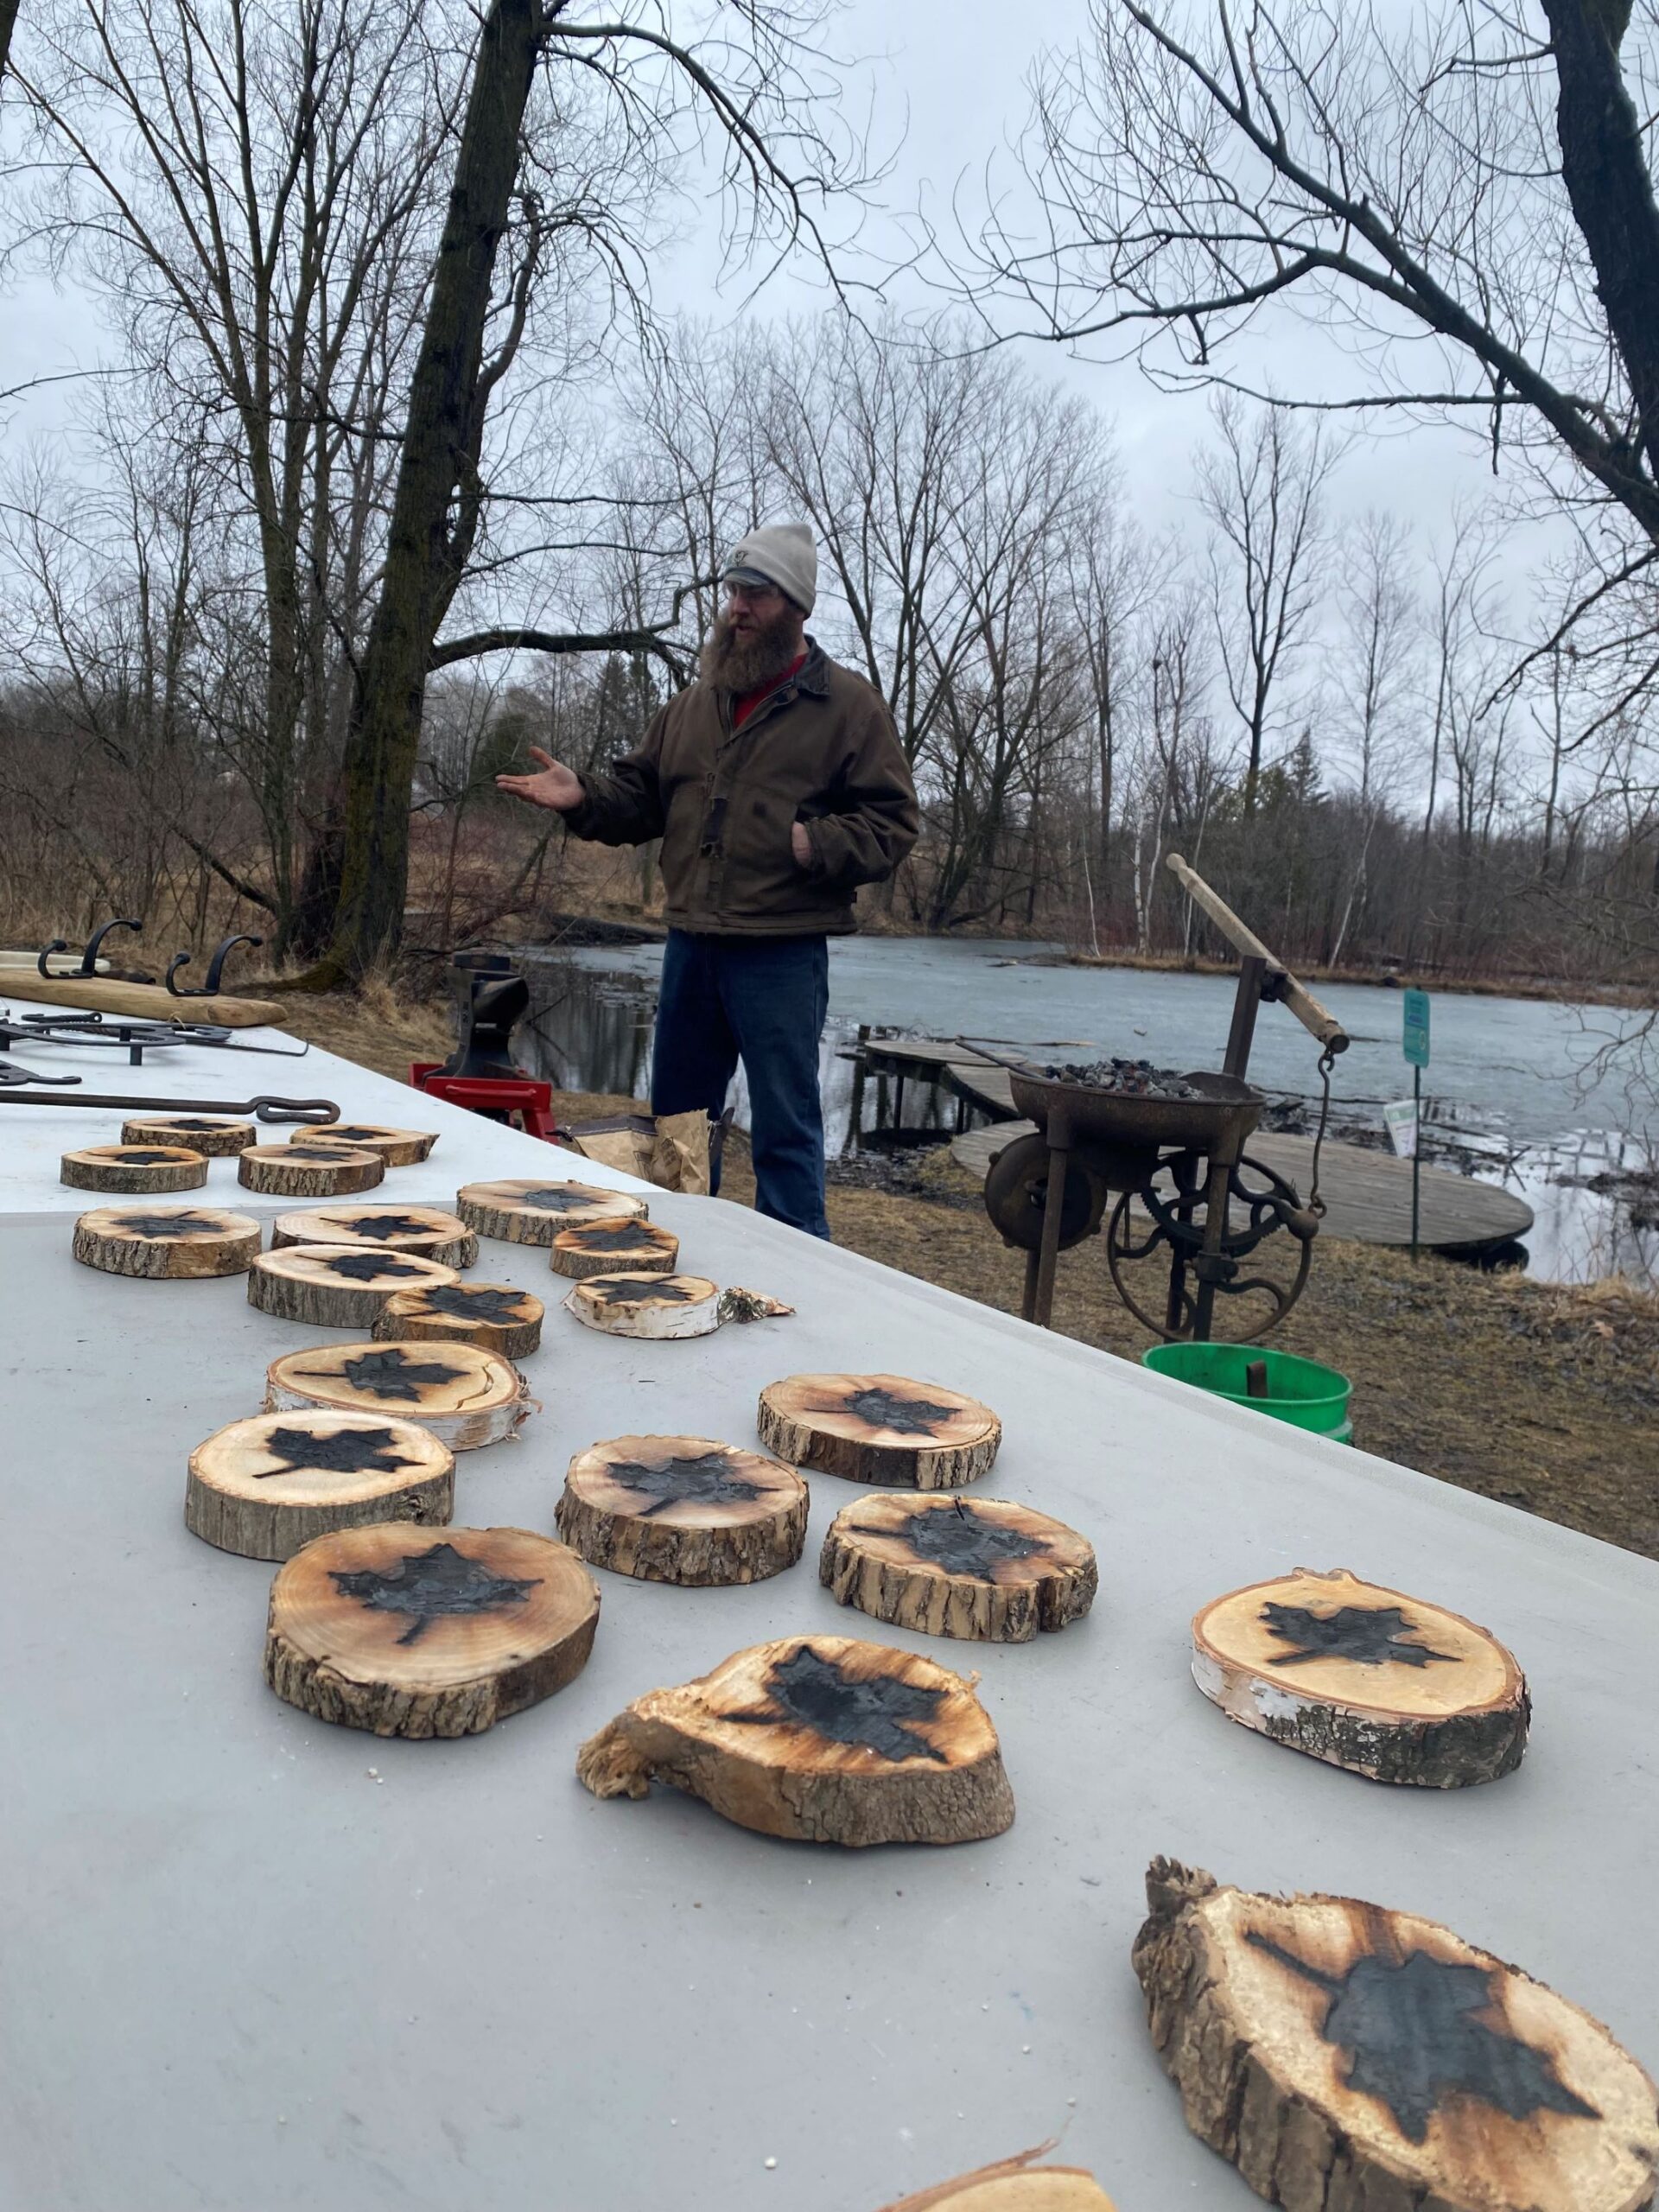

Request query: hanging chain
[{"left": 1306, "top": 1046, "right": 1337, "bottom": 1219}]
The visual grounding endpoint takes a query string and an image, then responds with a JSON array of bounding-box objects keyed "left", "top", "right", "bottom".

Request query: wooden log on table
[
  {"left": 1191, "top": 1566, "right": 1529, "bottom": 1787},
  {"left": 563, "top": 1271, "right": 721, "bottom": 1338},
  {"left": 1133, "top": 1856, "right": 1658, "bottom": 2212},
  {"left": 60, "top": 1143, "right": 207, "bottom": 1194},
  {"left": 556, "top": 1434, "right": 808, "bottom": 1586},
  {"left": 238, "top": 1143, "right": 384, "bottom": 1198},
  {"left": 375, "top": 1281, "right": 543, "bottom": 1360},
  {"left": 877, "top": 2149, "right": 1117, "bottom": 2210},
  {"left": 455, "top": 1177, "right": 647, "bottom": 1243},
  {"left": 270, "top": 1203, "right": 478, "bottom": 1269},
  {"left": 121, "top": 1113, "right": 257, "bottom": 1155},
  {"left": 550, "top": 1219, "right": 680, "bottom": 1280},
  {"left": 285, "top": 1122, "right": 436, "bottom": 1166},
  {"left": 248, "top": 1245, "right": 461, "bottom": 1329},
  {"left": 264, "top": 1338, "right": 530, "bottom": 1451},
  {"left": 758, "top": 1374, "right": 1001, "bottom": 1490},
  {"left": 73, "top": 1204, "right": 263, "bottom": 1279},
  {"left": 577, "top": 1632, "right": 1014, "bottom": 1846},
  {"left": 821, "top": 1495, "right": 1096, "bottom": 1642},
  {"left": 264, "top": 1522, "right": 599, "bottom": 1738},
  {"left": 186, "top": 1409, "right": 454, "bottom": 1560},
  {"left": 2, "top": 969, "right": 281, "bottom": 1026}
]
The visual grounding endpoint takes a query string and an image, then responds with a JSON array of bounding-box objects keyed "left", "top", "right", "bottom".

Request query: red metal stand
[{"left": 409, "top": 1062, "right": 558, "bottom": 1142}]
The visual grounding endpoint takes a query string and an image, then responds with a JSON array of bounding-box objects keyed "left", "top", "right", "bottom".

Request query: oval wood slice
[
  {"left": 60, "top": 1143, "right": 207, "bottom": 1194},
  {"left": 1132, "top": 1857, "right": 1659, "bottom": 2212},
  {"left": 238, "top": 1143, "right": 385, "bottom": 1198},
  {"left": 563, "top": 1271, "right": 721, "bottom": 1338},
  {"left": 73, "top": 1204, "right": 263, "bottom": 1279},
  {"left": 758, "top": 1374, "right": 1001, "bottom": 1490},
  {"left": 374, "top": 1281, "right": 544, "bottom": 1360},
  {"left": 455, "top": 1176, "right": 648, "bottom": 1244},
  {"left": 285, "top": 1122, "right": 437, "bottom": 1166},
  {"left": 557, "top": 1435, "right": 808, "bottom": 1586},
  {"left": 248, "top": 1245, "right": 461, "bottom": 1329},
  {"left": 264, "top": 1522, "right": 599, "bottom": 1738},
  {"left": 186, "top": 1410, "right": 454, "bottom": 1560},
  {"left": 821, "top": 1496, "right": 1096, "bottom": 1643},
  {"left": 550, "top": 1218, "right": 680, "bottom": 1280},
  {"left": 576, "top": 1632, "right": 1014, "bottom": 1847},
  {"left": 877, "top": 2149, "right": 1118, "bottom": 2210},
  {"left": 1192, "top": 1567, "right": 1529, "bottom": 1787},
  {"left": 264, "top": 1338, "right": 529, "bottom": 1451},
  {"left": 271, "top": 1204, "right": 478, "bottom": 1269},
  {"left": 121, "top": 1114, "right": 257, "bottom": 1156}
]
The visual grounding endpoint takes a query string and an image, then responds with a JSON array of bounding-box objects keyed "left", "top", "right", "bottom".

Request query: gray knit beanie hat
[{"left": 721, "top": 521, "right": 817, "bottom": 615}]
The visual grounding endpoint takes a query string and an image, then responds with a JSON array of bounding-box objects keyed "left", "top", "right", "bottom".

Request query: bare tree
[{"left": 1328, "top": 511, "right": 1417, "bottom": 964}]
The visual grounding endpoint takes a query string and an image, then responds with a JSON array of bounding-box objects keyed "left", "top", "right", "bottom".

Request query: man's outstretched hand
[{"left": 496, "top": 746, "right": 583, "bottom": 811}]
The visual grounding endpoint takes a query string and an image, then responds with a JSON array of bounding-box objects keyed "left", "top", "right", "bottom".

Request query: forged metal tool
[{"left": 0, "top": 1089, "right": 339, "bottom": 1123}]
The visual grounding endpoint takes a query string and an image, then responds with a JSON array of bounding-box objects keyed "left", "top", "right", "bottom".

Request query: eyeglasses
[{"left": 722, "top": 578, "right": 782, "bottom": 607}]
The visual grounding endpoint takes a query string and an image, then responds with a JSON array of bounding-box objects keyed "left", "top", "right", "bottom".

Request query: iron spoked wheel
[{"left": 1105, "top": 1149, "right": 1315, "bottom": 1344}]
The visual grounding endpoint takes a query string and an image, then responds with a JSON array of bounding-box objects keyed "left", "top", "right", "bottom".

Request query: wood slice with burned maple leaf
[
  {"left": 270, "top": 1203, "right": 478, "bottom": 1269},
  {"left": 875, "top": 2147, "right": 1118, "bottom": 2210},
  {"left": 563, "top": 1270, "right": 722, "bottom": 1338},
  {"left": 73, "top": 1204, "right": 263, "bottom": 1279},
  {"left": 264, "top": 1522, "right": 599, "bottom": 1738},
  {"left": 821, "top": 1496, "right": 1096, "bottom": 1643},
  {"left": 120, "top": 1114, "right": 257, "bottom": 1156},
  {"left": 549, "top": 1218, "right": 681, "bottom": 1280},
  {"left": 238, "top": 1142, "right": 384, "bottom": 1198},
  {"left": 556, "top": 1434, "right": 808, "bottom": 1586},
  {"left": 374, "top": 1280, "right": 543, "bottom": 1360},
  {"left": 248, "top": 1245, "right": 461, "bottom": 1329},
  {"left": 576, "top": 1632, "right": 1014, "bottom": 1846},
  {"left": 264, "top": 1339, "right": 529, "bottom": 1451},
  {"left": 1132, "top": 1857, "right": 1659, "bottom": 2212},
  {"left": 1192, "top": 1567, "right": 1529, "bottom": 1787},
  {"left": 186, "top": 1409, "right": 454, "bottom": 1560},
  {"left": 757, "top": 1374, "right": 1001, "bottom": 1490},
  {"left": 60, "top": 1143, "right": 208, "bottom": 1194},
  {"left": 454, "top": 1177, "right": 647, "bottom": 1244},
  {"left": 284, "top": 1122, "right": 437, "bottom": 1166}
]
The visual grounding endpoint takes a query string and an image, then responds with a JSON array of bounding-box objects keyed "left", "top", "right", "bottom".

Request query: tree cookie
[
  {"left": 186, "top": 1410, "right": 453, "bottom": 1560},
  {"left": 821, "top": 1495, "right": 1096, "bottom": 1642},
  {"left": 557, "top": 1435, "right": 808, "bottom": 1585},
  {"left": 758, "top": 1374, "right": 1001, "bottom": 1489}
]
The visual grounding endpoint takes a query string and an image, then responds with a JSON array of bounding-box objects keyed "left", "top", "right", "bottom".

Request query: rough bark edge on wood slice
[
  {"left": 875, "top": 2145, "right": 1117, "bottom": 2210},
  {"left": 576, "top": 1632, "right": 1014, "bottom": 1847},
  {"left": 270, "top": 1205, "right": 479, "bottom": 1269},
  {"left": 1132, "top": 1857, "right": 1659, "bottom": 2212},
  {"left": 550, "top": 1219, "right": 681, "bottom": 1280},
  {"left": 820, "top": 1495, "right": 1096, "bottom": 1643},
  {"left": 72, "top": 1205, "right": 264, "bottom": 1279},
  {"left": 373, "top": 1281, "right": 543, "bottom": 1359},
  {"left": 454, "top": 1177, "right": 648, "bottom": 1243},
  {"left": 757, "top": 1374, "right": 1002, "bottom": 1490},
  {"left": 122, "top": 1115, "right": 257, "bottom": 1156},
  {"left": 248, "top": 1245, "right": 461, "bottom": 1329},
  {"left": 238, "top": 1144, "right": 385, "bottom": 1197},
  {"left": 285, "top": 1123, "right": 438, "bottom": 1165},
  {"left": 185, "top": 1410, "right": 454, "bottom": 1560},
  {"left": 1191, "top": 1565, "right": 1529, "bottom": 1788},
  {"left": 563, "top": 1272, "right": 721, "bottom": 1338},
  {"left": 60, "top": 1145, "right": 207, "bottom": 1193},
  {"left": 556, "top": 1435, "right": 808, "bottom": 1586},
  {"left": 264, "top": 1339, "right": 532, "bottom": 1452}
]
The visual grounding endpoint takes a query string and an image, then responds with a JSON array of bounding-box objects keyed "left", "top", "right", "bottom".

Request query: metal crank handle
[{"left": 0, "top": 1089, "right": 339, "bottom": 1122}]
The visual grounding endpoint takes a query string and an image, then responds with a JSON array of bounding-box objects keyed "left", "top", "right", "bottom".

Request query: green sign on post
[
  {"left": 1402, "top": 988, "right": 1431, "bottom": 1068},
  {"left": 1402, "top": 988, "right": 1429, "bottom": 1259}
]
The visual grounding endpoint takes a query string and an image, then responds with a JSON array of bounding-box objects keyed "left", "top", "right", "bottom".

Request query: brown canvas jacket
[{"left": 561, "top": 640, "right": 919, "bottom": 936}]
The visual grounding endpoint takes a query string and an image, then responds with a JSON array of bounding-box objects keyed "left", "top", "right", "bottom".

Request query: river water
[{"left": 516, "top": 936, "right": 1659, "bottom": 1289}]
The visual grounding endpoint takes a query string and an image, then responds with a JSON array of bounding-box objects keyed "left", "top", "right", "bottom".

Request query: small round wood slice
[
  {"left": 563, "top": 1271, "right": 721, "bottom": 1338},
  {"left": 1133, "top": 1856, "right": 1659, "bottom": 2212},
  {"left": 877, "top": 2149, "right": 1118, "bottom": 2210},
  {"left": 73, "top": 1205, "right": 263, "bottom": 1279},
  {"left": 576, "top": 1633, "right": 1014, "bottom": 1847},
  {"left": 1191, "top": 1566, "right": 1529, "bottom": 1788},
  {"left": 758, "top": 1374, "right": 1001, "bottom": 1490},
  {"left": 238, "top": 1143, "right": 385, "bottom": 1198},
  {"left": 557, "top": 1435, "right": 808, "bottom": 1586},
  {"left": 249, "top": 1245, "right": 461, "bottom": 1329},
  {"left": 60, "top": 1143, "right": 207, "bottom": 1194},
  {"left": 270, "top": 1204, "right": 478, "bottom": 1269},
  {"left": 121, "top": 1114, "right": 256, "bottom": 1156},
  {"left": 264, "top": 1339, "right": 529, "bottom": 1451},
  {"left": 264, "top": 1522, "right": 599, "bottom": 1738},
  {"left": 821, "top": 1496, "right": 1096, "bottom": 1643},
  {"left": 372, "top": 1281, "right": 543, "bottom": 1360},
  {"left": 285, "top": 1122, "right": 437, "bottom": 1166},
  {"left": 455, "top": 1177, "right": 648, "bottom": 1243},
  {"left": 550, "top": 1218, "right": 680, "bottom": 1280},
  {"left": 186, "top": 1410, "right": 454, "bottom": 1560}
]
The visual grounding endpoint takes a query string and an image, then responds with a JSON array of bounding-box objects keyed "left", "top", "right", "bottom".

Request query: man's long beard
[{"left": 701, "top": 604, "right": 803, "bottom": 692}]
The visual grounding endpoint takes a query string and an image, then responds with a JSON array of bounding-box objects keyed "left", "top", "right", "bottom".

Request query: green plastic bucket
[{"left": 1141, "top": 1342, "right": 1353, "bottom": 1445}]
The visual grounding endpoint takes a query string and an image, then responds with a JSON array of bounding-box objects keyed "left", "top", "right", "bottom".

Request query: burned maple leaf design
[
  {"left": 321, "top": 1212, "right": 435, "bottom": 1242},
  {"left": 1246, "top": 1934, "right": 1598, "bottom": 2143},
  {"left": 731, "top": 1644, "right": 948, "bottom": 1764},
  {"left": 890, "top": 1503, "right": 1044, "bottom": 1578},
  {"left": 111, "top": 1210, "right": 224, "bottom": 1237},
  {"left": 284, "top": 1145, "right": 363, "bottom": 1161},
  {"left": 314, "top": 1251, "right": 429, "bottom": 1282},
  {"left": 606, "top": 1450, "right": 767, "bottom": 1517},
  {"left": 569, "top": 1224, "right": 660, "bottom": 1254},
  {"left": 314, "top": 1126, "right": 387, "bottom": 1142},
  {"left": 113, "top": 1149, "right": 184, "bottom": 1165},
  {"left": 257, "top": 1426, "right": 422, "bottom": 1479},
  {"left": 817, "top": 1384, "right": 961, "bottom": 1436},
  {"left": 582, "top": 1275, "right": 695, "bottom": 1306},
  {"left": 518, "top": 1186, "right": 612, "bottom": 1212},
  {"left": 417, "top": 1283, "right": 527, "bottom": 1323},
  {"left": 149, "top": 1118, "right": 232, "bottom": 1132},
  {"left": 1262, "top": 1602, "right": 1455, "bottom": 1670},
  {"left": 296, "top": 1346, "right": 469, "bottom": 1401},
  {"left": 329, "top": 1541, "right": 540, "bottom": 1644}
]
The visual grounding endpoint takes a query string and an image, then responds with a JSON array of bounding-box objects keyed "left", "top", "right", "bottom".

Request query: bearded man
[{"left": 497, "top": 523, "right": 918, "bottom": 1238}]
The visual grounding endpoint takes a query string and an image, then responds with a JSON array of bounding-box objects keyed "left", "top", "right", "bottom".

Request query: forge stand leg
[
  {"left": 1190, "top": 1138, "right": 1244, "bottom": 1343},
  {"left": 1022, "top": 1246, "right": 1041, "bottom": 1324},
  {"left": 1032, "top": 1133, "right": 1071, "bottom": 1330}
]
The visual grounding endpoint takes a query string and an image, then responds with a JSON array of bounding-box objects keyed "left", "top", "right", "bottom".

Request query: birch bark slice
[
  {"left": 186, "top": 1410, "right": 454, "bottom": 1559},
  {"left": 1132, "top": 1857, "right": 1659, "bottom": 2212},
  {"left": 821, "top": 1496, "right": 1096, "bottom": 1642},
  {"left": 73, "top": 1205, "right": 263, "bottom": 1279},
  {"left": 238, "top": 1143, "right": 385, "bottom": 1197},
  {"left": 758, "top": 1374, "right": 1001, "bottom": 1490},
  {"left": 877, "top": 2149, "right": 1118, "bottom": 2210},
  {"left": 576, "top": 1632, "right": 1014, "bottom": 1846},
  {"left": 264, "top": 1522, "right": 599, "bottom": 1738},
  {"left": 455, "top": 1177, "right": 647, "bottom": 1243},
  {"left": 61, "top": 1144, "right": 207, "bottom": 1194},
  {"left": 121, "top": 1114, "right": 257, "bottom": 1156},
  {"left": 374, "top": 1281, "right": 543, "bottom": 1359},
  {"left": 285, "top": 1122, "right": 437, "bottom": 1166},
  {"left": 264, "top": 1338, "right": 530, "bottom": 1451},
  {"left": 556, "top": 1434, "right": 808, "bottom": 1585},
  {"left": 550, "top": 1219, "right": 680, "bottom": 1279},
  {"left": 1191, "top": 1567, "right": 1529, "bottom": 1786},
  {"left": 563, "top": 1272, "right": 721, "bottom": 1338},
  {"left": 248, "top": 1245, "right": 461, "bottom": 1329},
  {"left": 270, "top": 1204, "right": 478, "bottom": 1268}
]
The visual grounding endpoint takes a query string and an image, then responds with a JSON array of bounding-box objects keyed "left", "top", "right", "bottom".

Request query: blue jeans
[{"left": 650, "top": 931, "right": 830, "bottom": 1238}]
